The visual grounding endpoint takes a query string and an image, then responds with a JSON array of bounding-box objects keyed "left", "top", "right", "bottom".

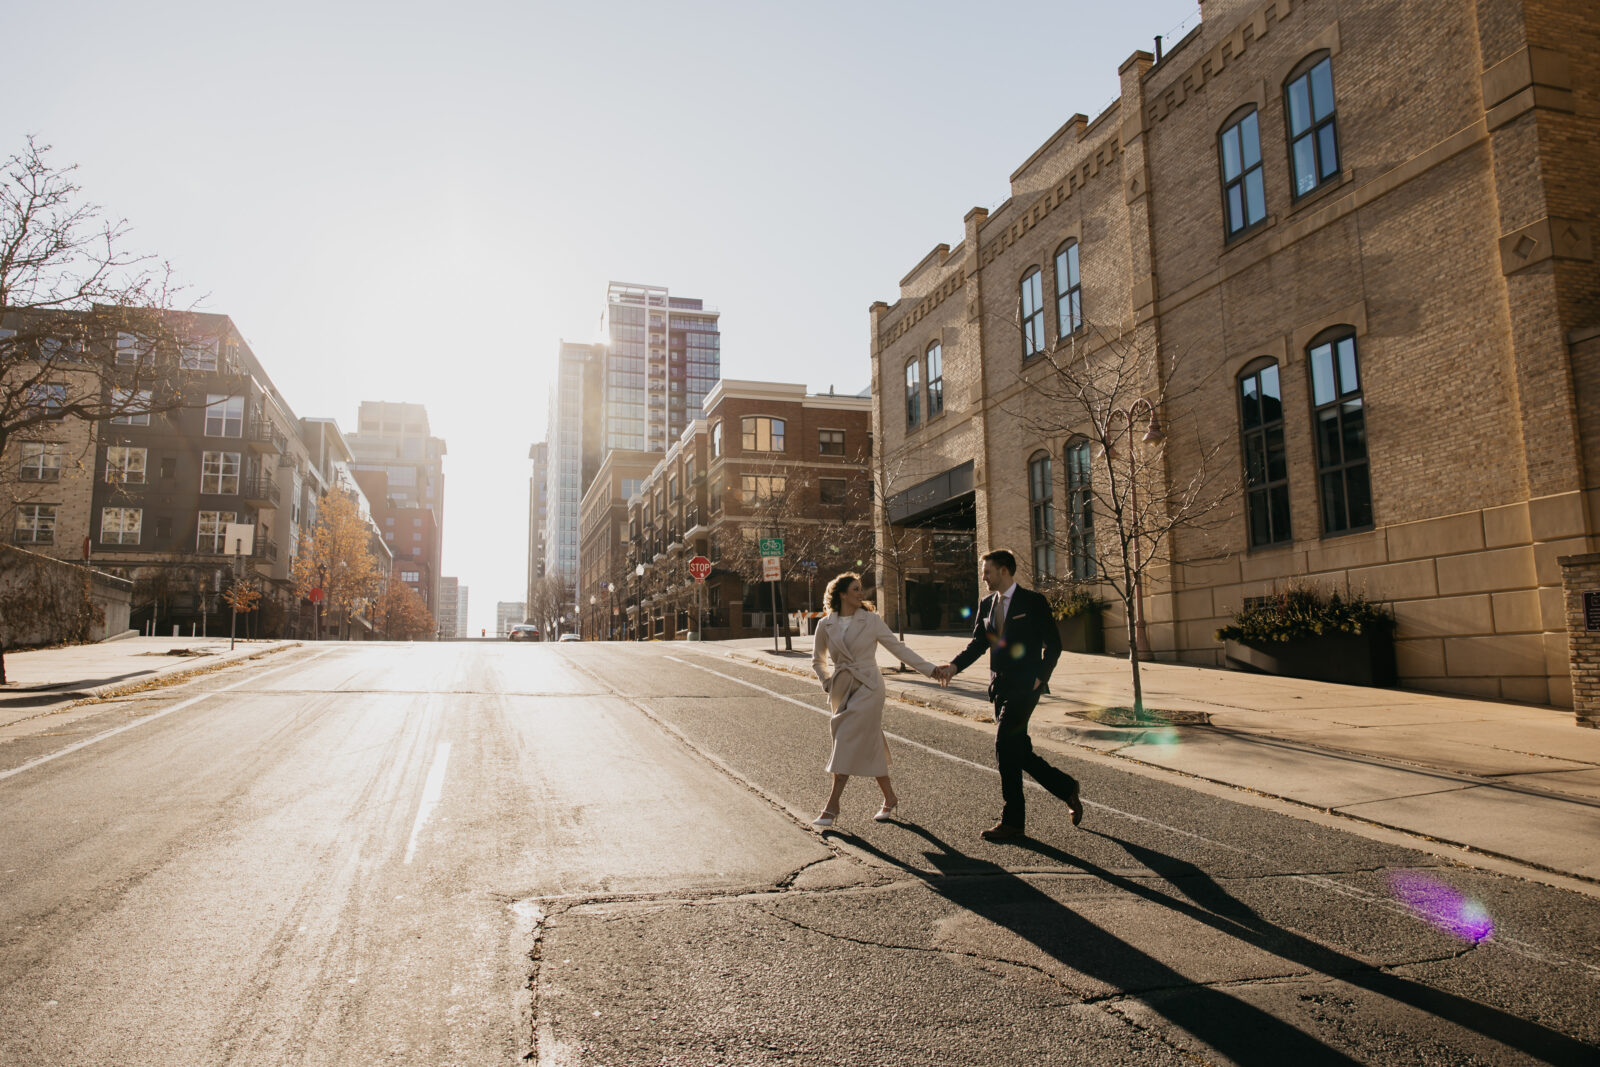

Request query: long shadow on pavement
[{"left": 837, "top": 823, "right": 1595, "bottom": 1065}]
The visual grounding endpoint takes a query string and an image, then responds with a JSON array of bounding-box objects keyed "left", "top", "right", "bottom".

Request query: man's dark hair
[{"left": 981, "top": 548, "right": 1018, "bottom": 575}]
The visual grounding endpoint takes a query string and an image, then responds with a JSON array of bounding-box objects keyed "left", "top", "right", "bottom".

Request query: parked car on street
[
  {"left": 557, "top": 633, "right": 582, "bottom": 642},
  {"left": 508, "top": 624, "right": 539, "bottom": 641}
]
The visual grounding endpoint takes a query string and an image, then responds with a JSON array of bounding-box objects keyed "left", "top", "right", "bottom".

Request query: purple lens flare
[{"left": 1387, "top": 871, "right": 1494, "bottom": 943}]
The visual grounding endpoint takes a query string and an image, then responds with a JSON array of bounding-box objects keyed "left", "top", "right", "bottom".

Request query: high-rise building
[
  {"left": 346, "top": 401, "right": 446, "bottom": 616},
  {"left": 602, "top": 282, "right": 720, "bottom": 455},
  {"left": 456, "top": 584, "right": 470, "bottom": 637},
  {"left": 437, "top": 576, "right": 460, "bottom": 638},
  {"left": 495, "top": 600, "right": 525, "bottom": 638},
  {"left": 542, "top": 343, "right": 602, "bottom": 595},
  {"left": 527, "top": 441, "right": 548, "bottom": 612}
]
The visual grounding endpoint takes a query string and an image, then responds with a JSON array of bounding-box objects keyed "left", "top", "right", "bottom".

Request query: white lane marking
[
  {"left": 404, "top": 741, "right": 451, "bottom": 865},
  {"left": 0, "top": 648, "right": 337, "bottom": 784},
  {"left": 664, "top": 653, "right": 1600, "bottom": 979}
]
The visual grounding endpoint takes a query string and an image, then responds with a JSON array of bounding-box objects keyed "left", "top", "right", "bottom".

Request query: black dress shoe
[
  {"left": 980, "top": 822, "right": 1025, "bottom": 841},
  {"left": 1065, "top": 781, "right": 1083, "bottom": 827}
]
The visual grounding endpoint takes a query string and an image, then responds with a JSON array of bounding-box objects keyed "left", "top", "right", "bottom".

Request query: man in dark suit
[{"left": 935, "top": 549, "right": 1083, "bottom": 841}]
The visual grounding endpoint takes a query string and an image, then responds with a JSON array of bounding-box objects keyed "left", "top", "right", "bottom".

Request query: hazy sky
[{"left": 9, "top": 0, "right": 1199, "bottom": 632}]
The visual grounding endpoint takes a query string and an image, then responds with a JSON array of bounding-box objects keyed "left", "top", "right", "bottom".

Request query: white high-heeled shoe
[
  {"left": 873, "top": 802, "right": 898, "bottom": 822},
  {"left": 811, "top": 810, "right": 838, "bottom": 830}
]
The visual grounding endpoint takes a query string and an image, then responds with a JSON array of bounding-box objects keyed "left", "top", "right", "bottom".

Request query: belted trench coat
[{"left": 811, "top": 610, "right": 937, "bottom": 776}]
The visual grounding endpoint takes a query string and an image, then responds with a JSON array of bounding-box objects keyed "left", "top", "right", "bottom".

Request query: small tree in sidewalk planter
[{"left": 1216, "top": 583, "right": 1397, "bottom": 686}]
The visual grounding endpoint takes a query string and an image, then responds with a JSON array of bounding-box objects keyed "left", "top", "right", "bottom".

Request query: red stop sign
[
  {"left": 309, "top": 587, "right": 324, "bottom": 603},
  {"left": 688, "top": 556, "right": 712, "bottom": 582}
]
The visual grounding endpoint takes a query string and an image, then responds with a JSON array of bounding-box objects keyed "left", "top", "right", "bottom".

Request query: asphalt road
[{"left": 2, "top": 642, "right": 1598, "bottom": 1066}]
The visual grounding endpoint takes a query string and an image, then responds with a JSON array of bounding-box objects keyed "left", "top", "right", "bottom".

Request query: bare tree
[
  {"left": 1, "top": 138, "right": 203, "bottom": 536},
  {"left": 1008, "top": 319, "right": 1240, "bottom": 715}
]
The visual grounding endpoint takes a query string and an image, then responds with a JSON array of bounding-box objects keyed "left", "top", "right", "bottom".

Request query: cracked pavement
[{"left": 3, "top": 642, "right": 1598, "bottom": 1065}]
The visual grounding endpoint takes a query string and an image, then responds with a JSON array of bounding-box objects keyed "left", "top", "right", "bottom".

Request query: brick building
[
  {"left": 614, "top": 381, "right": 875, "bottom": 641},
  {"left": 871, "top": 0, "right": 1599, "bottom": 705},
  {"left": 577, "top": 448, "right": 657, "bottom": 639}
]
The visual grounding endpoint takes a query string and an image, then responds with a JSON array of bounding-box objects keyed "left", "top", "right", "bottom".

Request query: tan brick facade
[{"left": 871, "top": 0, "right": 1600, "bottom": 707}]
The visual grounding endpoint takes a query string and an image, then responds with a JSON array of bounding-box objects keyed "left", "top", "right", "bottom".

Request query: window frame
[
  {"left": 740, "top": 416, "right": 785, "bottom": 453},
  {"left": 818, "top": 477, "right": 848, "bottom": 507},
  {"left": 109, "top": 388, "right": 153, "bottom": 426},
  {"left": 818, "top": 428, "right": 846, "bottom": 457},
  {"left": 740, "top": 473, "right": 787, "bottom": 505},
  {"left": 100, "top": 506, "right": 143, "bottom": 545},
  {"left": 1028, "top": 451, "right": 1056, "bottom": 581},
  {"left": 200, "top": 450, "right": 241, "bottom": 496},
  {"left": 105, "top": 445, "right": 148, "bottom": 484},
  {"left": 926, "top": 342, "right": 944, "bottom": 418},
  {"left": 1284, "top": 53, "right": 1340, "bottom": 200},
  {"left": 204, "top": 394, "right": 244, "bottom": 437},
  {"left": 19, "top": 442, "right": 63, "bottom": 482},
  {"left": 1064, "top": 440, "right": 1096, "bottom": 579},
  {"left": 1054, "top": 242, "right": 1082, "bottom": 337},
  {"left": 1020, "top": 268, "right": 1046, "bottom": 360},
  {"left": 1237, "top": 358, "right": 1293, "bottom": 548},
  {"left": 196, "top": 510, "right": 237, "bottom": 553},
  {"left": 904, "top": 357, "right": 922, "bottom": 428},
  {"left": 1219, "top": 106, "right": 1268, "bottom": 238},
  {"left": 15, "top": 503, "right": 57, "bottom": 544},
  {"left": 1307, "top": 329, "right": 1372, "bottom": 536}
]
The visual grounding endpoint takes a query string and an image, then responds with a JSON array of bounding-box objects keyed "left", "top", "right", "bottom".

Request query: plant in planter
[
  {"left": 1216, "top": 583, "right": 1397, "bottom": 685},
  {"left": 1041, "top": 579, "right": 1109, "bottom": 654}
]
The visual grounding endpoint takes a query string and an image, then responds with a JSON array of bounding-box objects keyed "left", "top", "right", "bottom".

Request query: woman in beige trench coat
[{"left": 809, "top": 572, "right": 940, "bottom": 829}]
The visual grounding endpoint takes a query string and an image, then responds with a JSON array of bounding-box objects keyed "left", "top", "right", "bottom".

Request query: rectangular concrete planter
[
  {"left": 1224, "top": 633, "right": 1396, "bottom": 687},
  {"left": 1055, "top": 612, "right": 1105, "bottom": 654}
]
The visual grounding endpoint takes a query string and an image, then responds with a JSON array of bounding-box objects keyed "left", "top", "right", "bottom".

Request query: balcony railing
[
  {"left": 242, "top": 472, "right": 279, "bottom": 508},
  {"left": 245, "top": 420, "right": 284, "bottom": 454}
]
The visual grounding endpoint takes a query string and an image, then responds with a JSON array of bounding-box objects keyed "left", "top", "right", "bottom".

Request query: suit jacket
[
  {"left": 811, "top": 610, "right": 936, "bottom": 702},
  {"left": 950, "top": 585, "right": 1062, "bottom": 696}
]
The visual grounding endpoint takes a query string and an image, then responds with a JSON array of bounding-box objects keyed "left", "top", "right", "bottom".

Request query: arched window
[
  {"left": 926, "top": 342, "right": 943, "bottom": 418},
  {"left": 1219, "top": 107, "right": 1266, "bottom": 236},
  {"left": 904, "top": 358, "right": 922, "bottom": 428},
  {"left": 1028, "top": 451, "right": 1056, "bottom": 580},
  {"left": 1064, "top": 440, "right": 1095, "bottom": 578},
  {"left": 1286, "top": 53, "right": 1339, "bottom": 198},
  {"left": 710, "top": 422, "right": 722, "bottom": 457},
  {"left": 741, "top": 416, "right": 785, "bottom": 453},
  {"left": 1020, "top": 268, "right": 1045, "bottom": 359},
  {"left": 1054, "top": 242, "right": 1082, "bottom": 336},
  {"left": 1307, "top": 330, "right": 1371, "bottom": 534},
  {"left": 1238, "top": 359, "right": 1291, "bottom": 547}
]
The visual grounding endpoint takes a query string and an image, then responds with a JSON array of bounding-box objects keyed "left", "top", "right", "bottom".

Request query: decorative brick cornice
[{"left": 1145, "top": 0, "right": 1297, "bottom": 127}]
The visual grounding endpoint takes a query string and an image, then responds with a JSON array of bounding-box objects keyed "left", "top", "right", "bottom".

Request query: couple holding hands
[{"left": 809, "top": 548, "right": 1084, "bottom": 841}]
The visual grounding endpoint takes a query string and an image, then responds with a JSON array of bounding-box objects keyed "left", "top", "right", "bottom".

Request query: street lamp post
[
  {"left": 634, "top": 562, "right": 645, "bottom": 641},
  {"left": 589, "top": 594, "right": 597, "bottom": 641},
  {"left": 1101, "top": 397, "right": 1164, "bottom": 655}
]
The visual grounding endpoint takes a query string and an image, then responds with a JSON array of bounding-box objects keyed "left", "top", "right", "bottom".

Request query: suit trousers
[{"left": 991, "top": 679, "right": 1079, "bottom": 828}]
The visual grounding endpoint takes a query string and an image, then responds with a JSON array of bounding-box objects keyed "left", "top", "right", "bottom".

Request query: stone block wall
[{"left": 1559, "top": 551, "right": 1600, "bottom": 726}]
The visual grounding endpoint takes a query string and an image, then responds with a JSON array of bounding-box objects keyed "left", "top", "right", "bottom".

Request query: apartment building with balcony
[{"left": 616, "top": 381, "right": 875, "bottom": 640}]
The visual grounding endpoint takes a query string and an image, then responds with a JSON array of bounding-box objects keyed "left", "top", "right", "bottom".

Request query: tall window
[
  {"left": 1028, "top": 452, "right": 1056, "bottom": 580},
  {"left": 114, "top": 332, "right": 151, "bottom": 366},
  {"left": 1239, "top": 361, "right": 1291, "bottom": 547},
  {"left": 711, "top": 422, "right": 722, "bottom": 457},
  {"left": 26, "top": 383, "right": 66, "bottom": 417},
  {"left": 105, "top": 446, "right": 148, "bottom": 484},
  {"left": 818, "top": 429, "right": 845, "bottom": 456},
  {"left": 926, "top": 342, "right": 943, "bottom": 417},
  {"left": 204, "top": 394, "right": 243, "bottom": 437},
  {"left": 819, "top": 478, "right": 847, "bottom": 506},
  {"left": 101, "top": 507, "right": 143, "bottom": 545},
  {"left": 741, "top": 474, "right": 786, "bottom": 504},
  {"left": 741, "top": 416, "right": 785, "bottom": 452},
  {"left": 15, "top": 504, "right": 56, "bottom": 544},
  {"left": 1065, "top": 440, "right": 1096, "bottom": 579},
  {"left": 1308, "top": 332, "right": 1371, "bottom": 534},
  {"left": 1286, "top": 55, "right": 1339, "bottom": 197},
  {"left": 1054, "top": 242, "right": 1082, "bottom": 335},
  {"left": 196, "top": 510, "right": 236, "bottom": 552},
  {"left": 20, "top": 442, "right": 62, "bottom": 482},
  {"left": 110, "top": 388, "right": 152, "bottom": 426},
  {"left": 905, "top": 359, "right": 922, "bottom": 428},
  {"left": 201, "top": 450, "right": 241, "bottom": 495},
  {"left": 1021, "top": 269, "right": 1045, "bottom": 358},
  {"left": 1220, "top": 108, "right": 1267, "bottom": 235}
]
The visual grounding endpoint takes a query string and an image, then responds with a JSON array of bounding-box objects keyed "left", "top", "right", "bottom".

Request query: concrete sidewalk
[
  {"left": 712, "top": 632, "right": 1600, "bottom": 891},
  {"left": 0, "top": 636, "right": 299, "bottom": 738}
]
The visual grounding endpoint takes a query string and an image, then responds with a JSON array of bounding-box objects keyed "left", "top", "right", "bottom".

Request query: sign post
[
  {"left": 760, "top": 539, "right": 784, "bottom": 651},
  {"left": 224, "top": 523, "right": 254, "bottom": 650},
  {"left": 689, "top": 556, "right": 712, "bottom": 641}
]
